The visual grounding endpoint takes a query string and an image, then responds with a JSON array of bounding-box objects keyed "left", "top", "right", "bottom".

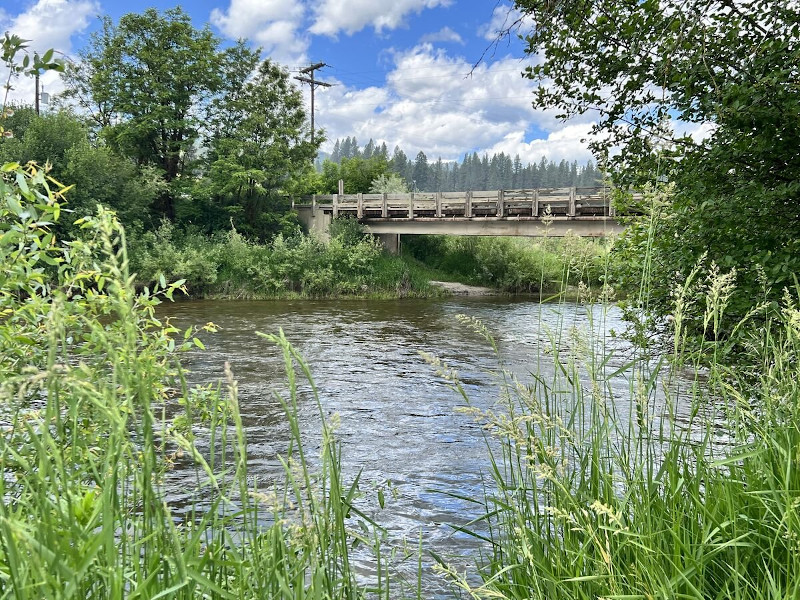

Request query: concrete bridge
[{"left": 293, "top": 186, "right": 632, "bottom": 252}]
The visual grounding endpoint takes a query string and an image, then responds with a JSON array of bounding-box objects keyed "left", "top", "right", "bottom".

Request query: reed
[
  {"left": 0, "top": 164, "right": 386, "bottom": 599},
  {"left": 430, "top": 188, "right": 800, "bottom": 599}
]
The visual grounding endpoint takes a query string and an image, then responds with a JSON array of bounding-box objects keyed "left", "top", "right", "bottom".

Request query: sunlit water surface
[{"left": 159, "top": 297, "right": 696, "bottom": 598}]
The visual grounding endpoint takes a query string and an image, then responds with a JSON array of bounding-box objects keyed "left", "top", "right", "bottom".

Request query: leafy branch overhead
[
  {"left": 513, "top": 0, "right": 800, "bottom": 336},
  {"left": 1, "top": 34, "right": 64, "bottom": 138},
  {"left": 513, "top": 0, "right": 798, "bottom": 172}
]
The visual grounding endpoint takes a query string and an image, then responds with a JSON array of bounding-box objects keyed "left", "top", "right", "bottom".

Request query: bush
[
  {"left": 0, "top": 161, "right": 379, "bottom": 598},
  {"left": 403, "top": 234, "right": 611, "bottom": 293}
]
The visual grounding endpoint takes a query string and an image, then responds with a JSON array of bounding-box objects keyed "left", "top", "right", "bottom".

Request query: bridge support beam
[
  {"left": 374, "top": 233, "right": 401, "bottom": 254},
  {"left": 295, "top": 198, "right": 332, "bottom": 241},
  {"left": 364, "top": 217, "right": 625, "bottom": 238}
]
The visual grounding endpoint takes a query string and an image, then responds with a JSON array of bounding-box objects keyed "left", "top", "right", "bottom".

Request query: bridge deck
[{"left": 293, "top": 187, "right": 636, "bottom": 238}]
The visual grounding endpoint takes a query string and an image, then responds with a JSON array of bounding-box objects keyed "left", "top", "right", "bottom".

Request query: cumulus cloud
[
  {"left": 0, "top": 0, "right": 99, "bottom": 104},
  {"left": 485, "top": 125, "right": 598, "bottom": 164},
  {"left": 480, "top": 4, "right": 535, "bottom": 41},
  {"left": 210, "top": 0, "right": 308, "bottom": 64},
  {"left": 316, "top": 43, "right": 595, "bottom": 163},
  {"left": 310, "top": 0, "right": 451, "bottom": 37},
  {"left": 680, "top": 121, "right": 717, "bottom": 143},
  {"left": 419, "top": 26, "right": 463, "bottom": 45}
]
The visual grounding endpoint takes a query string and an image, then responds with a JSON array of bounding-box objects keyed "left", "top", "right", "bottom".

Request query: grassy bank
[
  {"left": 401, "top": 233, "right": 612, "bottom": 295},
  {"left": 128, "top": 220, "right": 443, "bottom": 299},
  {"left": 3, "top": 163, "right": 798, "bottom": 599},
  {"left": 128, "top": 221, "right": 612, "bottom": 300}
]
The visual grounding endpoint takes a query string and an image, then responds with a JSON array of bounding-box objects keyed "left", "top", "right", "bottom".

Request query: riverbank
[
  {"left": 4, "top": 165, "right": 800, "bottom": 598},
  {"left": 128, "top": 222, "right": 611, "bottom": 301}
]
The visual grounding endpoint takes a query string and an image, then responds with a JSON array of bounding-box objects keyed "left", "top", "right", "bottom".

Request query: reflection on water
[{"left": 159, "top": 297, "right": 692, "bottom": 597}]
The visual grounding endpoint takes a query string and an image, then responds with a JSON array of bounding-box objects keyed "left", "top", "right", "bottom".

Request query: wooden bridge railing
[{"left": 292, "top": 187, "right": 624, "bottom": 220}]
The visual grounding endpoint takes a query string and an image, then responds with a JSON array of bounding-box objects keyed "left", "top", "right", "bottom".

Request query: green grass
[
  {"left": 126, "top": 221, "right": 449, "bottom": 300},
  {"left": 0, "top": 165, "right": 393, "bottom": 599},
  {"left": 401, "top": 234, "right": 612, "bottom": 294},
  {"left": 3, "top": 165, "right": 798, "bottom": 599}
]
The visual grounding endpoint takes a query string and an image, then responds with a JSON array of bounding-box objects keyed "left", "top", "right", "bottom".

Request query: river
[{"left": 159, "top": 297, "right": 673, "bottom": 597}]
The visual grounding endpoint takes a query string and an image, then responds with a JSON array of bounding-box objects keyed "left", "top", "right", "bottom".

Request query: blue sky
[{"left": 1, "top": 0, "right": 601, "bottom": 164}]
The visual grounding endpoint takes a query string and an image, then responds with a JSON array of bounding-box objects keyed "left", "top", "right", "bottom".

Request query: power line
[{"left": 294, "top": 62, "right": 333, "bottom": 146}]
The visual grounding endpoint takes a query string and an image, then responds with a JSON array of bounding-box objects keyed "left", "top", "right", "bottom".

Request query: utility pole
[
  {"left": 294, "top": 62, "right": 332, "bottom": 146},
  {"left": 35, "top": 70, "right": 40, "bottom": 115}
]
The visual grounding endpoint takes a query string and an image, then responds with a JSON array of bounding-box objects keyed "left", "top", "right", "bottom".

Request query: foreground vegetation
[
  {"left": 3, "top": 161, "right": 799, "bottom": 599},
  {"left": 435, "top": 284, "right": 800, "bottom": 599},
  {"left": 0, "top": 163, "right": 389, "bottom": 598}
]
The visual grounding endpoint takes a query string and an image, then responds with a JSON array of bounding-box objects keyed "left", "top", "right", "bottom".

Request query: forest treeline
[{"left": 322, "top": 136, "right": 602, "bottom": 191}]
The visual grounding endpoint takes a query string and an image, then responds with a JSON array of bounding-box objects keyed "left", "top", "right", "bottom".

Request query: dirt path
[{"left": 429, "top": 281, "right": 497, "bottom": 296}]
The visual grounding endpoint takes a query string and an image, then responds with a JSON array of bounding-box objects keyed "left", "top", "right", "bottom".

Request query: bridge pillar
[{"left": 374, "top": 233, "right": 401, "bottom": 254}]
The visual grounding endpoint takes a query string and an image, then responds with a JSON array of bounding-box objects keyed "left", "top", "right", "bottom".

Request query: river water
[{"left": 159, "top": 297, "right": 676, "bottom": 597}]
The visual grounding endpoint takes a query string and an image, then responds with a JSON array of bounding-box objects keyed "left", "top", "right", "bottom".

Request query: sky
[{"left": 1, "top": 0, "right": 601, "bottom": 164}]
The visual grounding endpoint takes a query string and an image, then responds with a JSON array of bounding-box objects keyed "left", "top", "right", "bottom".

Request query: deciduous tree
[{"left": 511, "top": 0, "right": 800, "bottom": 333}]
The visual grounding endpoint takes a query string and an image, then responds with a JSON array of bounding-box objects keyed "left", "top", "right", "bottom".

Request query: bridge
[{"left": 293, "top": 186, "right": 632, "bottom": 252}]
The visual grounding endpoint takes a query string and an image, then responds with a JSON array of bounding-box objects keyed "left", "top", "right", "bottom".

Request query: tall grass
[
  {"left": 0, "top": 164, "right": 388, "bottom": 599},
  {"left": 430, "top": 188, "right": 800, "bottom": 599},
  {"left": 127, "top": 220, "right": 441, "bottom": 299},
  {"left": 401, "top": 233, "right": 611, "bottom": 295}
]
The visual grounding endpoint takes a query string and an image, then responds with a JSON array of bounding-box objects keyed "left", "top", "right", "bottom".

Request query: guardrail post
[
  {"left": 409, "top": 193, "right": 414, "bottom": 219},
  {"left": 435, "top": 192, "right": 442, "bottom": 217},
  {"left": 532, "top": 189, "right": 539, "bottom": 217},
  {"left": 497, "top": 190, "right": 505, "bottom": 218},
  {"left": 357, "top": 193, "right": 363, "bottom": 219},
  {"left": 568, "top": 187, "right": 576, "bottom": 217},
  {"left": 311, "top": 194, "right": 317, "bottom": 215},
  {"left": 608, "top": 190, "right": 616, "bottom": 217},
  {"left": 465, "top": 191, "right": 472, "bottom": 218},
  {"left": 338, "top": 179, "right": 344, "bottom": 195},
  {"left": 382, "top": 193, "right": 388, "bottom": 218},
  {"left": 333, "top": 194, "right": 339, "bottom": 218}
]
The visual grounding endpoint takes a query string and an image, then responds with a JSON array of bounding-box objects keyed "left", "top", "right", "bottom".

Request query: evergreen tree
[
  {"left": 377, "top": 142, "right": 389, "bottom": 161},
  {"left": 389, "top": 146, "right": 408, "bottom": 181},
  {"left": 362, "top": 138, "right": 375, "bottom": 159}
]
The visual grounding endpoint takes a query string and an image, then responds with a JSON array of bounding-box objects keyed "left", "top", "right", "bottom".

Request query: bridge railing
[{"left": 292, "top": 186, "right": 625, "bottom": 220}]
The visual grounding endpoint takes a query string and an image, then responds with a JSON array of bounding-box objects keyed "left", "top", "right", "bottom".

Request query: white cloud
[
  {"left": 3, "top": 0, "right": 98, "bottom": 52},
  {"left": 316, "top": 44, "right": 595, "bottom": 164},
  {"left": 485, "top": 125, "right": 597, "bottom": 164},
  {"left": 210, "top": 0, "right": 308, "bottom": 65},
  {"left": 681, "top": 121, "right": 717, "bottom": 143},
  {"left": 0, "top": 0, "right": 99, "bottom": 104},
  {"left": 480, "top": 4, "right": 534, "bottom": 42},
  {"left": 419, "top": 26, "right": 463, "bottom": 45},
  {"left": 310, "top": 0, "right": 451, "bottom": 37}
]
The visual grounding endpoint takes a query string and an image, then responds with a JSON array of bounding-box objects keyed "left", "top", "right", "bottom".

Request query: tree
[
  {"left": 412, "top": 151, "right": 429, "bottom": 191},
  {"left": 362, "top": 138, "right": 376, "bottom": 159},
  {"left": 369, "top": 173, "right": 408, "bottom": 193},
  {"left": 512, "top": 0, "right": 800, "bottom": 333},
  {"left": 201, "top": 59, "right": 317, "bottom": 239},
  {"left": 389, "top": 146, "right": 409, "bottom": 181},
  {"left": 62, "top": 8, "right": 259, "bottom": 217},
  {"left": 12, "top": 110, "right": 87, "bottom": 175},
  {"left": 320, "top": 156, "right": 390, "bottom": 194}
]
